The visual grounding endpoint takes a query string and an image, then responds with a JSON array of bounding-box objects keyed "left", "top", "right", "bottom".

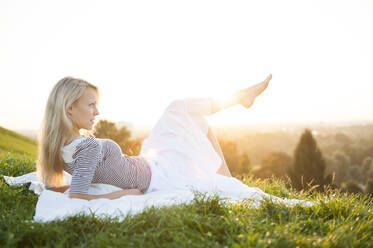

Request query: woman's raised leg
[
  {"left": 180, "top": 98, "right": 232, "bottom": 177},
  {"left": 167, "top": 73, "right": 272, "bottom": 117},
  {"left": 161, "top": 74, "right": 272, "bottom": 177},
  {"left": 207, "top": 126, "right": 232, "bottom": 177}
]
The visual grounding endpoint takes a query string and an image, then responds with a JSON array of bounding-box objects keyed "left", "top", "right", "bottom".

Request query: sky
[{"left": 1, "top": 0, "right": 372, "bottom": 133}]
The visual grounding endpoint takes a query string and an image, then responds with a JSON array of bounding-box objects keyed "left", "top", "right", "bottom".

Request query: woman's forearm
[
  {"left": 69, "top": 188, "right": 144, "bottom": 201},
  {"left": 46, "top": 185, "right": 71, "bottom": 193}
]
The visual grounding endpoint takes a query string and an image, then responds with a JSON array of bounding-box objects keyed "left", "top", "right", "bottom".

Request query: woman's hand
[{"left": 105, "top": 189, "right": 144, "bottom": 200}]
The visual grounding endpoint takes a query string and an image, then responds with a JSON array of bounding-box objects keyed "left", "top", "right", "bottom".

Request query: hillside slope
[{"left": 0, "top": 126, "right": 37, "bottom": 158}]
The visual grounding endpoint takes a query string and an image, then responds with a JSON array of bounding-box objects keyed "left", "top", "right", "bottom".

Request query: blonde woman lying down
[{"left": 37, "top": 75, "right": 272, "bottom": 200}]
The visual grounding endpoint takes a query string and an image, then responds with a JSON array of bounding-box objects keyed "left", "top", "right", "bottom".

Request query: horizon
[{"left": 7, "top": 119, "right": 373, "bottom": 141}]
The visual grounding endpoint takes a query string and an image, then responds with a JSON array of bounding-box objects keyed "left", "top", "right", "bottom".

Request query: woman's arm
[
  {"left": 46, "top": 185, "right": 71, "bottom": 193},
  {"left": 69, "top": 188, "right": 144, "bottom": 201}
]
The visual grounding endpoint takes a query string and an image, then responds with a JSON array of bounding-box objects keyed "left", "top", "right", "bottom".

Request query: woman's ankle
[{"left": 209, "top": 94, "right": 238, "bottom": 114}]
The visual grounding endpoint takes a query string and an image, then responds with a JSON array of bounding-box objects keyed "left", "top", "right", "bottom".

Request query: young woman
[{"left": 36, "top": 75, "right": 272, "bottom": 200}]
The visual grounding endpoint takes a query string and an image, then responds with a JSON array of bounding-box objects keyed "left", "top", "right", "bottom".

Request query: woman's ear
[{"left": 67, "top": 104, "right": 73, "bottom": 118}]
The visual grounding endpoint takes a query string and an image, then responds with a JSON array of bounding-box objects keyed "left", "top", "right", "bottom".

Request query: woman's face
[{"left": 67, "top": 87, "right": 99, "bottom": 131}]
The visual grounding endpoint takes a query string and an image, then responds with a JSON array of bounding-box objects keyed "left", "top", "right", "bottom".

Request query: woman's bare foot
[
  {"left": 236, "top": 74, "right": 272, "bottom": 109},
  {"left": 209, "top": 74, "right": 272, "bottom": 114}
]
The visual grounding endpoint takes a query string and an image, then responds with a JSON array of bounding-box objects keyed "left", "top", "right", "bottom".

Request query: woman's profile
[{"left": 36, "top": 75, "right": 272, "bottom": 200}]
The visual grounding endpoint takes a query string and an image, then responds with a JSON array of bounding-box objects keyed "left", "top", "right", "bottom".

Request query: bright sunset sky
[{"left": 1, "top": 0, "right": 372, "bottom": 132}]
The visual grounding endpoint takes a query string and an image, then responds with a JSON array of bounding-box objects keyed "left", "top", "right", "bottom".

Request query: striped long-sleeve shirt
[{"left": 61, "top": 137, "right": 151, "bottom": 194}]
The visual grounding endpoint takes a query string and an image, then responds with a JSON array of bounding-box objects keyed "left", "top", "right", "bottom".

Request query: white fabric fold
[{"left": 2, "top": 172, "right": 317, "bottom": 223}]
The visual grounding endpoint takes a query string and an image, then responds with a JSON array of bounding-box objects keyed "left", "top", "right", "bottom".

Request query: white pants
[
  {"left": 140, "top": 98, "right": 226, "bottom": 193},
  {"left": 139, "top": 98, "right": 316, "bottom": 207}
]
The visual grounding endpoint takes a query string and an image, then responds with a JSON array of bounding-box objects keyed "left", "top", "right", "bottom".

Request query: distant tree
[
  {"left": 218, "top": 137, "right": 251, "bottom": 177},
  {"left": 287, "top": 129, "right": 332, "bottom": 192},
  {"left": 362, "top": 157, "right": 373, "bottom": 174},
  {"left": 253, "top": 152, "right": 292, "bottom": 179},
  {"left": 334, "top": 133, "right": 351, "bottom": 147},
  {"left": 341, "top": 180, "right": 363, "bottom": 194},
  {"left": 324, "top": 154, "right": 337, "bottom": 178},
  {"left": 92, "top": 119, "right": 132, "bottom": 153},
  {"left": 342, "top": 144, "right": 365, "bottom": 166},
  {"left": 364, "top": 144, "right": 373, "bottom": 159},
  {"left": 332, "top": 150, "right": 351, "bottom": 185},
  {"left": 367, "top": 167, "right": 373, "bottom": 181},
  {"left": 348, "top": 165, "right": 364, "bottom": 182},
  {"left": 124, "top": 136, "right": 146, "bottom": 156},
  {"left": 365, "top": 179, "right": 373, "bottom": 197}
]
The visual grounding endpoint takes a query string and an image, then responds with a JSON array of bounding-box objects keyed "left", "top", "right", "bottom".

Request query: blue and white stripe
[{"left": 62, "top": 137, "right": 151, "bottom": 194}]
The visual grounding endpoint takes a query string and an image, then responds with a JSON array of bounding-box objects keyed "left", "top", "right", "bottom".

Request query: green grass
[{"left": 0, "top": 126, "right": 373, "bottom": 247}]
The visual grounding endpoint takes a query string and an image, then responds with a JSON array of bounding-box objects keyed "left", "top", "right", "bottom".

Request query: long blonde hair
[{"left": 36, "top": 77, "right": 99, "bottom": 187}]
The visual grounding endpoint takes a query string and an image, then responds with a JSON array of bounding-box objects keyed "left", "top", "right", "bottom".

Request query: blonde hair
[{"left": 36, "top": 76, "right": 99, "bottom": 187}]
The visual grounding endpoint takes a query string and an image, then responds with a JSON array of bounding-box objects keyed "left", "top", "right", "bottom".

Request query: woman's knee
[{"left": 166, "top": 99, "right": 185, "bottom": 113}]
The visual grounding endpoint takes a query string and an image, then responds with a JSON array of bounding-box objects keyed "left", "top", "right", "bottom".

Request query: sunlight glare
[{"left": 147, "top": 148, "right": 157, "bottom": 159}]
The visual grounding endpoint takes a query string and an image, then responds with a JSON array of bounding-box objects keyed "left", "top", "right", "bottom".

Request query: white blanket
[{"left": 2, "top": 171, "right": 317, "bottom": 223}]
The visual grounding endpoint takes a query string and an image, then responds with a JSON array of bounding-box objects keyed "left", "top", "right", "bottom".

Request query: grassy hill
[
  {"left": 0, "top": 126, "right": 37, "bottom": 159},
  {"left": 0, "top": 126, "right": 372, "bottom": 247}
]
